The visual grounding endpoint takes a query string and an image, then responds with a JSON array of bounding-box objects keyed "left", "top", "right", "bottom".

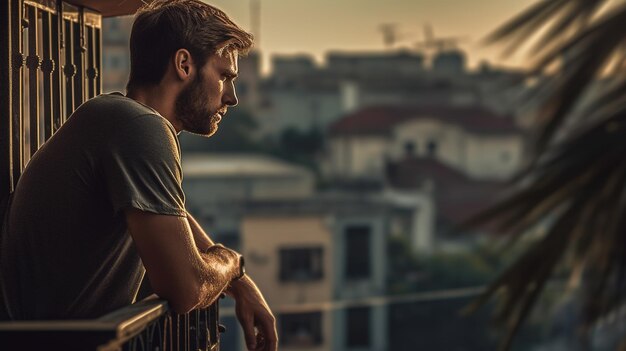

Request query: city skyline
[{"left": 205, "top": 0, "right": 538, "bottom": 73}]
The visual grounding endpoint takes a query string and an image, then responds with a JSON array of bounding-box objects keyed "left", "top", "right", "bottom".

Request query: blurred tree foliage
[
  {"left": 386, "top": 236, "right": 549, "bottom": 349},
  {"left": 271, "top": 127, "right": 324, "bottom": 172},
  {"left": 180, "top": 111, "right": 324, "bottom": 177},
  {"left": 387, "top": 236, "right": 507, "bottom": 294},
  {"left": 466, "top": 1, "right": 626, "bottom": 349}
]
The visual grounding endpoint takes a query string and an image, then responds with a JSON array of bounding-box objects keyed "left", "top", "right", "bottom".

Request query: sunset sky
[{"left": 205, "top": 0, "right": 538, "bottom": 73}]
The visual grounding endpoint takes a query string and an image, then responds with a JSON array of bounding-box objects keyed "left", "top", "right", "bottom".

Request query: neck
[{"left": 126, "top": 85, "right": 182, "bottom": 132}]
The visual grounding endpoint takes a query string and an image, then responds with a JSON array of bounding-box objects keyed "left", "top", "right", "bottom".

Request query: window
[
  {"left": 404, "top": 141, "right": 416, "bottom": 156},
  {"left": 427, "top": 140, "right": 438, "bottom": 157},
  {"left": 346, "top": 306, "right": 371, "bottom": 347},
  {"left": 279, "top": 247, "right": 323, "bottom": 282},
  {"left": 344, "top": 225, "right": 371, "bottom": 280},
  {"left": 280, "top": 312, "right": 323, "bottom": 347}
]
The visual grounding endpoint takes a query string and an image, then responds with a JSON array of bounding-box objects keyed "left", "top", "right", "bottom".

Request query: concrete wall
[
  {"left": 327, "top": 117, "right": 523, "bottom": 181},
  {"left": 242, "top": 215, "right": 334, "bottom": 305},
  {"left": 241, "top": 215, "right": 334, "bottom": 351},
  {"left": 256, "top": 89, "right": 342, "bottom": 137},
  {"left": 392, "top": 118, "right": 522, "bottom": 179},
  {"left": 184, "top": 174, "right": 314, "bottom": 207},
  {"left": 463, "top": 134, "right": 522, "bottom": 179},
  {"left": 327, "top": 136, "right": 389, "bottom": 180}
]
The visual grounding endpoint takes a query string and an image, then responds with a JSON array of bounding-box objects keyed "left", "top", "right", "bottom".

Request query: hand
[{"left": 227, "top": 275, "right": 278, "bottom": 351}]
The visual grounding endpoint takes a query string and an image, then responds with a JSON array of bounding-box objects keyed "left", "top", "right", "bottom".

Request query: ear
[{"left": 173, "top": 49, "right": 195, "bottom": 81}]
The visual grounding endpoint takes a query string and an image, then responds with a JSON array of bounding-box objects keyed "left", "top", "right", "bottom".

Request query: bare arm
[
  {"left": 125, "top": 209, "right": 241, "bottom": 314},
  {"left": 187, "top": 212, "right": 214, "bottom": 252},
  {"left": 186, "top": 212, "right": 278, "bottom": 351}
]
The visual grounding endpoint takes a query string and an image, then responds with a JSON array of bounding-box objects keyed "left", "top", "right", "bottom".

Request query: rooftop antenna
[
  {"left": 379, "top": 23, "right": 401, "bottom": 49},
  {"left": 415, "top": 24, "right": 467, "bottom": 53}
]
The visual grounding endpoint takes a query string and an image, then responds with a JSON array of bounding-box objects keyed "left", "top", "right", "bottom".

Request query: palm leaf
[{"left": 465, "top": 1, "right": 626, "bottom": 348}]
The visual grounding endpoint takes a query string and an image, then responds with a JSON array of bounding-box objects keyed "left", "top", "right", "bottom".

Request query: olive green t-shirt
[{"left": 0, "top": 92, "right": 186, "bottom": 319}]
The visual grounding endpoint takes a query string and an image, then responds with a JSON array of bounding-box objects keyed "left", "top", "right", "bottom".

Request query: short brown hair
[{"left": 126, "top": 0, "right": 253, "bottom": 92}]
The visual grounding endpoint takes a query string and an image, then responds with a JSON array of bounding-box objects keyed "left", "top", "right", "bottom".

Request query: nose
[{"left": 223, "top": 81, "right": 238, "bottom": 107}]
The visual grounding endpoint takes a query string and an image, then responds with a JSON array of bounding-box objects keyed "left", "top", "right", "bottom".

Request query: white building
[{"left": 325, "top": 104, "right": 525, "bottom": 182}]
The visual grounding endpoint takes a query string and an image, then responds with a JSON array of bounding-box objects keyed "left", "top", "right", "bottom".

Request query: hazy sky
[{"left": 205, "top": 0, "right": 538, "bottom": 73}]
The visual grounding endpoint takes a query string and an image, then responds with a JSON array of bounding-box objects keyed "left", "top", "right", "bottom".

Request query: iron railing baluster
[
  {"left": 72, "top": 9, "right": 84, "bottom": 107},
  {"left": 51, "top": 4, "right": 62, "bottom": 133},
  {"left": 199, "top": 308, "right": 209, "bottom": 350},
  {"left": 63, "top": 17, "right": 74, "bottom": 120},
  {"left": 41, "top": 11, "right": 54, "bottom": 140},
  {"left": 209, "top": 303, "right": 219, "bottom": 347},
  {"left": 1, "top": 0, "right": 13, "bottom": 196},
  {"left": 86, "top": 25, "right": 97, "bottom": 98},
  {"left": 26, "top": 4, "right": 40, "bottom": 156},
  {"left": 11, "top": 0, "right": 24, "bottom": 185},
  {"left": 95, "top": 26, "right": 101, "bottom": 95}
]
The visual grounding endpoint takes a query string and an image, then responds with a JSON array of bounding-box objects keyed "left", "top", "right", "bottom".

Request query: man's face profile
[{"left": 175, "top": 50, "right": 239, "bottom": 137}]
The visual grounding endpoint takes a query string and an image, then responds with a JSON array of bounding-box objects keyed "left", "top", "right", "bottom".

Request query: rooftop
[
  {"left": 329, "top": 104, "right": 520, "bottom": 136},
  {"left": 182, "top": 153, "right": 312, "bottom": 179}
]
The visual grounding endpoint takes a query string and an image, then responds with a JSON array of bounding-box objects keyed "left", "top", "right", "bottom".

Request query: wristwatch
[{"left": 236, "top": 255, "right": 246, "bottom": 280}]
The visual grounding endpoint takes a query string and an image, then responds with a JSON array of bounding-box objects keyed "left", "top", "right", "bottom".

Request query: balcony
[
  {"left": 0, "top": 1, "right": 224, "bottom": 350},
  {"left": 0, "top": 296, "right": 221, "bottom": 351}
]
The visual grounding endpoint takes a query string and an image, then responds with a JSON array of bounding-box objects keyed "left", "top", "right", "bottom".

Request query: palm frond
[
  {"left": 465, "top": 0, "right": 626, "bottom": 346},
  {"left": 466, "top": 112, "right": 626, "bottom": 349}
]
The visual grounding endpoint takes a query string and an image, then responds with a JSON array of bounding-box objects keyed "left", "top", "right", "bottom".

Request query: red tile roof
[{"left": 329, "top": 105, "right": 520, "bottom": 136}]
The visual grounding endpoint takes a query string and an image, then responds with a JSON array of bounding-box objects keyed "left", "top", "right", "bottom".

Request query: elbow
[
  {"left": 168, "top": 295, "right": 199, "bottom": 315},
  {"left": 153, "top": 280, "right": 203, "bottom": 315}
]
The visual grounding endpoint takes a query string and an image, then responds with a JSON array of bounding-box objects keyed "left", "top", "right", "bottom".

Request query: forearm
[
  {"left": 194, "top": 250, "right": 238, "bottom": 308},
  {"left": 187, "top": 212, "right": 243, "bottom": 307},
  {"left": 186, "top": 212, "right": 215, "bottom": 252}
]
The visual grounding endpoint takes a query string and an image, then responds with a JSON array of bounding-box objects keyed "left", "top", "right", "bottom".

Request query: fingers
[
  {"left": 254, "top": 331, "right": 266, "bottom": 351},
  {"left": 258, "top": 316, "right": 278, "bottom": 351},
  {"left": 266, "top": 332, "right": 278, "bottom": 351},
  {"left": 241, "top": 317, "right": 257, "bottom": 350}
]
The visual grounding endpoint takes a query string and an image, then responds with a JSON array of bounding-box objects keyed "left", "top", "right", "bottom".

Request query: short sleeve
[{"left": 101, "top": 114, "right": 186, "bottom": 216}]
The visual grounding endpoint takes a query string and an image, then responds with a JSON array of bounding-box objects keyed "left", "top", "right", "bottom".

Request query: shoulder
[
  {"left": 126, "top": 113, "right": 177, "bottom": 136},
  {"left": 77, "top": 94, "right": 179, "bottom": 146},
  {"left": 78, "top": 93, "right": 156, "bottom": 118},
  {"left": 111, "top": 113, "right": 181, "bottom": 162}
]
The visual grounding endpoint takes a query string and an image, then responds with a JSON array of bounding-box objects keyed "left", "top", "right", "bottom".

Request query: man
[{"left": 0, "top": 0, "right": 277, "bottom": 350}]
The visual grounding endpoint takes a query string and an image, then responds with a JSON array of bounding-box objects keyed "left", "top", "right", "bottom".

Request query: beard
[{"left": 175, "top": 74, "right": 221, "bottom": 137}]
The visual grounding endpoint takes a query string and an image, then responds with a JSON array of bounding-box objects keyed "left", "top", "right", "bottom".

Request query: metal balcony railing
[
  {"left": 0, "top": 295, "right": 221, "bottom": 351},
  {"left": 1, "top": 0, "right": 104, "bottom": 195},
  {"left": 0, "top": 1, "right": 222, "bottom": 350}
]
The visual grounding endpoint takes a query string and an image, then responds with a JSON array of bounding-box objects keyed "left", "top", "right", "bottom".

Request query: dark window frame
[
  {"left": 279, "top": 311, "right": 324, "bottom": 347},
  {"left": 344, "top": 225, "right": 372, "bottom": 280},
  {"left": 346, "top": 306, "right": 371, "bottom": 348},
  {"left": 279, "top": 247, "right": 324, "bottom": 282}
]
